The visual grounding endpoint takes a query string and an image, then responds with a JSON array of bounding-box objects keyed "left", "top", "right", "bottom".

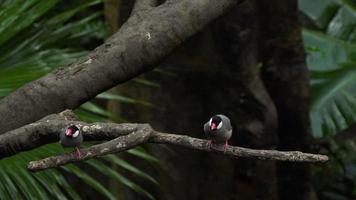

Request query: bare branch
[
  {"left": 131, "top": 0, "right": 157, "bottom": 15},
  {"left": 17, "top": 111, "right": 328, "bottom": 172},
  {"left": 149, "top": 132, "right": 328, "bottom": 162},
  {"left": 0, "top": 110, "right": 139, "bottom": 158},
  {"left": 28, "top": 124, "right": 152, "bottom": 171},
  {"left": 27, "top": 129, "right": 328, "bottom": 171}
]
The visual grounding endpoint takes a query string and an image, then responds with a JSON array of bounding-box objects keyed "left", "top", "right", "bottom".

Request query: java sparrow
[
  {"left": 60, "top": 125, "right": 83, "bottom": 157},
  {"left": 204, "top": 114, "right": 232, "bottom": 151}
]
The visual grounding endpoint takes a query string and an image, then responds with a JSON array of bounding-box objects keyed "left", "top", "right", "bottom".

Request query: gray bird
[
  {"left": 60, "top": 125, "right": 83, "bottom": 157},
  {"left": 204, "top": 114, "right": 232, "bottom": 151}
]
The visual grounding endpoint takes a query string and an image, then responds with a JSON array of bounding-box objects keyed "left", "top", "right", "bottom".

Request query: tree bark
[
  {"left": 0, "top": 1, "right": 315, "bottom": 199},
  {"left": 258, "top": 0, "right": 312, "bottom": 199},
  {"left": 114, "top": 2, "right": 282, "bottom": 199}
]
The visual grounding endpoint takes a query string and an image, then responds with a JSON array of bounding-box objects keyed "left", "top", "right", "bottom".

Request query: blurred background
[{"left": 0, "top": 0, "right": 356, "bottom": 199}]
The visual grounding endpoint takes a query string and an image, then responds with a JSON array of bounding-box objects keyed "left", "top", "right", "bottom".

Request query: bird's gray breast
[
  {"left": 209, "top": 128, "right": 232, "bottom": 143},
  {"left": 204, "top": 125, "right": 232, "bottom": 143},
  {"left": 203, "top": 115, "right": 233, "bottom": 144},
  {"left": 60, "top": 131, "right": 83, "bottom": 147}
]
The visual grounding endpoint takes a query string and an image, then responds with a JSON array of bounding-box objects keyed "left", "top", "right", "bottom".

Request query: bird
[
  {"left": 60, "top": 124, "right": 83, "bottom": 157},
  {"left": 204, "top": 114, "right": 232, "bottom": 152}
]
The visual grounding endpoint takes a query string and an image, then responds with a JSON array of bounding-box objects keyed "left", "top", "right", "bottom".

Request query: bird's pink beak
[
  {"left": 210, "top": 123, "right": 217, "bottom": 130},
  {"left": 66, "top": 129, "right": 73, "bottom": 136}
]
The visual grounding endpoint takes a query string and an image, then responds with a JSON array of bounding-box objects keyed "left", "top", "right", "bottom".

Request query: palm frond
[
  {"left": 301, "top": 0, "right": 356, "bottom": 137},
  {"left": 0, "top": 0, "right": 157, "bottom": 199},
  {"left": 87, "top": 159, "right": 155, "bottom": 200},
  {"left": 301, "top": 0, "right": 356, "bottom": 198}
]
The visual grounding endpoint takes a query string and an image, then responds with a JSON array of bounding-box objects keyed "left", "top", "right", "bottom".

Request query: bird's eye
[
  {"left": 217, "top": 121, "right": 223, "bottom": 129},
  {"left": 72, "top": 130, "right": 80, "bottom": 138},
  {"left": 208, "top": 118, "right": 212, "bottom": 126}
]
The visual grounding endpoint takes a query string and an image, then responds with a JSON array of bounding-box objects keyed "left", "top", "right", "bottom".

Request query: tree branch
[
  {"left": 149, "top": 132, "right": 327, "bottom": 162},
  {"left": 0, "top": 110, "right": 139, "bottom": 158},
  {"left": 0, "top": 0, "right": 240, "bottom": 134},
  {"left": 131, "top": 0, "right": 157, "bottom": 15},
  {"left": 6, "top": 111, "right": 326, "bottom": 172},
  {"left": 28, "top": 130, "right": 328, "bottom": 172},
  {"left": 28, "top": 124, "right": 152, "bottom": 171}
]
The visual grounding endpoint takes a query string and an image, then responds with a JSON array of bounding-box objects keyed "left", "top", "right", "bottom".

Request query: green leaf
[
  {"left": 327, "top": 1, "right": 356, "bottom": 41},
  {"left": 104, "top": 155, "right": 159, "bottom": 185},
  {"left": 47, "top": 0, "right": 102, "bottom": 25},
  {"left": 299, "top": 0, "right": 340, "bottom": 29},
  {"left": 97, "top": 92, "right": 153, "bottom": 107},
  {"left": 301, "top": 0, "right": 356, "bottom": 140},
  {"left": 310, "top": 62, "right": 356, "bottom": 137},
  {"left": 303, "top": 29, "right": 356, "bottom": 71},
  {"left": 33, "top": 172, "right": 68, "bottom": 200},
  {"left": 81, "top": 102, "right": 114, "bottom": 117},
  {"left": 133, "top": 78, "right": 161, "bottom": 88},
  {"left": 50, "top": 170, "right": 81, "bottom": 200},
  {"left": 79, "top": 102, "right": 128, "bottom": 122},
  {"left": 127, "top": 147, "right": 159, "bottom": 164},
  {"left": 62, "top": 164, "right": 117, "bottom": 200},
  {"left": 0, "top": 169, "right": 22, "bottom": 199},
  {"left": 0, "top": 1, "right": 156, "bottom": 199},
  {"left": 87, "top": 159, "right": 155, "bottom": 200},
  {"left": 0, "top": 0, "right": 60, "bottom": 46}
]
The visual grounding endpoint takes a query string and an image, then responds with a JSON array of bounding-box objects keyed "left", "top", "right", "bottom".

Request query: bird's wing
[
  {"left": 219, "top": 115, "right": 232, "bottom": 131},
  {"left": 59, "top": 129, "right": 65, "bottom": 142},
  {"left": 204, "top": 122, "right": 210, "bottom": 137},
  {"left": 226, "top": 129, "right": 232, "bottom": 140},
  {"left": 226, "top": 121, "right": 232, "bottom": 131}
]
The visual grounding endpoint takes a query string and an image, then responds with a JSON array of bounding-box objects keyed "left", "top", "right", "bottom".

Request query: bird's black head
[
  {"left": 65, "top": 125, "right": 80, "bottom": 138},
  {"left": 209, "top": 115, "right": 222, "bottom": 131}
]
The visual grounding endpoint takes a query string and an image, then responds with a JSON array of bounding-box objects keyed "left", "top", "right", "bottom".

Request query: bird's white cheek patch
[
  {"left": 208, "top": 118, "right": 212, "bottom": 126},
  {"left": 72, "top": 130, "right": 80, "bottom": 138},
  {"left": 217, "top": 122, "right": 223, "bottom": 129}
]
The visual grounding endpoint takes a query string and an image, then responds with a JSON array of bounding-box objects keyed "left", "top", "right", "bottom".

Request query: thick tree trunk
[
  {"left": 258, "top": 0, "right": 312, "bottom": 199},
  {"left": 114, "top": 2, "right": 280, "bottom": 199},
  {"left": 0, "top": 0, "right": 312, "bottom": 199}
]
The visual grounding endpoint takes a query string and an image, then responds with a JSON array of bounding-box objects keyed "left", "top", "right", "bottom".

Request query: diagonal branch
[
  {"left": 0, "top": 0, "right": 240, "bottom": 134},
  {"left": 28, "top": 124, "right": 152, "bottom": 171},
  {"left": 0, "top": 110, "right": 139, "bottom": 158}
]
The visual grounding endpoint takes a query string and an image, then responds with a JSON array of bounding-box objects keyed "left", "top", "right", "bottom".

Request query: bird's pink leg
[
  {"left": 207, "top": 140, "right": 212, "bottom": 149},
  {"left": 74, "top": 147, "right": 81, "bottom": 158},
  {"left": 223, "top": 141, "right": 229, "bottom": 153}
]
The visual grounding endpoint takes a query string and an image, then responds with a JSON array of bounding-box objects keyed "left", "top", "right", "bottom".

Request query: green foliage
[
  {"left": 300, "top": 0, "right": 356, "bottom": 199},
  {"left": 300, "top": 0, "right": 356, "bottom": 137},
  {"left": 0, "top": 0, "right": 157, "bottom": 199},
  {"left": 312, "top": 140, "right": 356, "bottom": 200}
]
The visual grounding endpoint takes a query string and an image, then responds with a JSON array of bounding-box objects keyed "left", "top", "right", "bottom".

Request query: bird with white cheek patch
[
  {"left": 204, "top": 114, "right": 232, "bottom": 152},
  {"left": 60, "top": 125, "right": 83, "bottom": 157}
]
